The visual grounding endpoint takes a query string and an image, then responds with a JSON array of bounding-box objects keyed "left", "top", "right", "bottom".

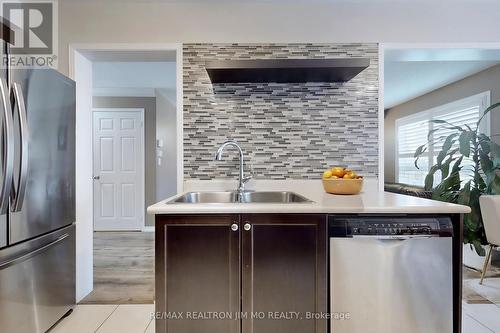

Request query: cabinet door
[
  {"left": 156, "top": 215, "right": 241, "bottom": 333},
  {"left": 241, "top": 214, "right": 327, "bottom": 333}
]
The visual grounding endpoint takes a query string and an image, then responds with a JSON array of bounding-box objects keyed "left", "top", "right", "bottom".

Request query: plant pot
[{"left": 463, "top": 244, "right": 490, "bottom": 270}]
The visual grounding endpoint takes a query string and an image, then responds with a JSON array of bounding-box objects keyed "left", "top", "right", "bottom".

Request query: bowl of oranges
[{"left": 322, "top": 167, "right": 363, "bottom": 195}]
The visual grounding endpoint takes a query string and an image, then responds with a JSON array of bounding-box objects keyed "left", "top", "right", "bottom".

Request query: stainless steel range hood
[{"left": 205, "top": 58, "right": 370, "bottom": 83}]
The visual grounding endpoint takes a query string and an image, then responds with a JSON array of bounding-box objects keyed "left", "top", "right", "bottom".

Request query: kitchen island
[{"left": 148, "top": 179, "right": 470, "bottom": 333}]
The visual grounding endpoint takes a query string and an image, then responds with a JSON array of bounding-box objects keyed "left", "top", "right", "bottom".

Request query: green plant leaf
[
  {"left": 457, "top": 181, "right": 471, "bottom": 205},
  {"left": 437, "top": 134, "right": 458, "bottom": 165},
  {"left": 432, "top": 171, "right": 461, "bottom": 201},
  {"left": 431, "top": 119, "right": 466, "bottom": 132},
  {"left": 452, "top": 156, "right": 463, "bottom": 173},
  {"left": 413, "top": 144, "right": 427, "bottom": 169},
  {"left": 414, "top": 144, "right": 427, "bottom": 158},
  {"left": 427, "top": 128, "right": 440, "bottom": 140},
  {"left": 430, "top": 119, "right": 458, "bottom": 128},
  {"left": 469, "top": 187, "right": 482, "bottom": 225},
  {"left": 476, "top": 173, "right": 487, "bottom": 192},
  {"left": 440, "top": 155, "right": 456, "bottom": 180},
  {"left": 490, "top": 141, "right": 500, "bottom": 167},
  {"left": 478, "top": 102, "right": 500, "bottom": 126},
  {"left": 478, "top": 134, "right": 491, "bottom": 154},
  {"left": 479, "top": 150, "right": 495, "bottom": 190},
  {"left": 473, "top": 240, "right": 486, "bottom": 256},
  {"left": 489, "top": 175, "right": 500, "bottom": 195},
  {"left": 458, "top": 131, "right": 472, "bottom": 157},
  {"left": 424, "top": 165, "right": 440, "bottom": 190}
]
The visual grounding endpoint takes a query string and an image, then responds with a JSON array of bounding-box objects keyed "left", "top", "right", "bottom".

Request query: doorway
[
  {"left": 70, "top": 44, "right": 183, "bottom": 303},
  {"left": 93, "top": 109, "right": 145, "bottom": 231}
]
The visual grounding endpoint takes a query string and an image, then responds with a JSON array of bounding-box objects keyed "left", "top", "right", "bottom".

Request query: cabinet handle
[
  {"left": 244, "top": 223, "right": 252, "bottom": 231},
  {"left": 231, "top": 223, "right": 239, "bottom": 232}
]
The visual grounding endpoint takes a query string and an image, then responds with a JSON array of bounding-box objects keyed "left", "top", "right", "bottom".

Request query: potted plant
[{"left": 414, "top": 103, "right": 500, "bottom": 265}]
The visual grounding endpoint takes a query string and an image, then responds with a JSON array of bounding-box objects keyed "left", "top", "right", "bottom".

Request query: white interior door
[{"left": 93, "top": 109, "right": 145, "bottom": 231}]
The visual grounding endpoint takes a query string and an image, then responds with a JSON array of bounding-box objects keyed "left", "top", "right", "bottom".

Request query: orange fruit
[
  {"left": 323, "top": 170, "right": 332, "bottom": 179},
  {"left": 331, "top": 167, "right": 346, "bottom": 178}
]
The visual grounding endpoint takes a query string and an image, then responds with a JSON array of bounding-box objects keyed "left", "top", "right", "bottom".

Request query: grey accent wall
[
  {"left": 183, "top": 43, "right": 379, "bottom": 180},
  {"left": 385, "top": 64, "right": 500, "bottom": 183},
  {"left": 93, "top": 96, "right": 157, "bottom": 227}
]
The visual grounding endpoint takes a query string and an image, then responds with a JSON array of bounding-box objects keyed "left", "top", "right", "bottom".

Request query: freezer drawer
[
  {"left": 0, "top": 224, "right": 75, "bottom": 333},
  {"left": 330, "top": 236, "right": 453, "bottom": 333}
]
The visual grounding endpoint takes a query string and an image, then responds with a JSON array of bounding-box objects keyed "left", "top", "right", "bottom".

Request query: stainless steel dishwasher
[{"left": 329, "top": 216, "right": 453, "bottom": 333}]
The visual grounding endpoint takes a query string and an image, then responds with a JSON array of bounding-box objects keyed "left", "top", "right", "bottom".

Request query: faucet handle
[
  {"left": 242, "top": 175, "right": 252, "bottom": 184},
  {"left": 243, "top": 164, "right": 254, "bottom": 184}
]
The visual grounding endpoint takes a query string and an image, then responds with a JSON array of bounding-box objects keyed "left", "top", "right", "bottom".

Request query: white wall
[
  {"left": 72, "top": 51, "right": 93, "bottom": 302},
  {"left": 92, "top": 61, "right": 176, "bottom": 97},
  {"left": 155, "top": 88, "right": 178, "bottom": 200},
  {"left": 59, "top": 1, "right": 500, "bottom": 75}
]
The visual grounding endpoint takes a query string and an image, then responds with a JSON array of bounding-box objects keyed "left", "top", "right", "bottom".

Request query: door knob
[
  {"left": 231, "top": 223, "right": 239, "bottom": 232},
  {"left": 244, "top": 223, "right": 251, "bottom": 231},
  {"left": 93, "top": 176, "right": 100, "bottom": 180}
]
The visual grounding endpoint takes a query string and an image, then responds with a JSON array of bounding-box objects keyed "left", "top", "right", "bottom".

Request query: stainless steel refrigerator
[{"left": 0, "top": 30, "right": 76, "bottom": 333}]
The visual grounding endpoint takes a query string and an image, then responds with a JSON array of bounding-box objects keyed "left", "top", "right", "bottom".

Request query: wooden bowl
[{"left": 322, "top": 178, "right": 363, "bottom": 195}]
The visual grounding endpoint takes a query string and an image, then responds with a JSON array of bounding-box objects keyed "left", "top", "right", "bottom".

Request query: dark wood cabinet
[
  {"left": 241, "top": 214, "right": 327, "bottom": 333},
  {"left": 155, "top": 214, "right": 327, "bottom": 333},
  {"left": 155, "top": 215, "right": 241, "bottom": 333}
]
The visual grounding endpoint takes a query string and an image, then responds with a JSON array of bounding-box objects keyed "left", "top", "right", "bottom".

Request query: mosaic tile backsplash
[{"left": 183, "top": 43, "right": 379, "bottom": 180}]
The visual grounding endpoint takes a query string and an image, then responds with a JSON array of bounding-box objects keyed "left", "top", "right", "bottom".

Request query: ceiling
[{"left": 384, "top": 48, "right": 500, "bottom": 109}]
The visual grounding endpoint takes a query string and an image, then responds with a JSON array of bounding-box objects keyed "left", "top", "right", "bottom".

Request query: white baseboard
[{"left": 142, "top": 226, "right": 155, "bottom": 232}]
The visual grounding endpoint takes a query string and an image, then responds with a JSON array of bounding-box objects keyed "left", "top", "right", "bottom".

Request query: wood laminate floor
[{"left": 79, "top": 232, "right": 154, "bottom": 304}]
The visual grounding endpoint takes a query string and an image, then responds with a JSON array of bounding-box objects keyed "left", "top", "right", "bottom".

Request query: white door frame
[
  {"left": 69, "top": 43, "right": 183, "bottom": 302},
  {"left": 92, "top": 107, "right": 146, "bottom": 231},
  {"left": 378, "top": 42, "right": 500, "bottom": 191}
]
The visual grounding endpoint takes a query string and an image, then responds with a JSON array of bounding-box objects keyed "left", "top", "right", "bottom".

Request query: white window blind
[{"left": 395, "top": 92, "right": 490, "bottom": 187}]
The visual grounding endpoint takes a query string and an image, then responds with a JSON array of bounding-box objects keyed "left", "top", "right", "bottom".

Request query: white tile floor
[
  {"left": 463, "top": 302, "right": 500, "bottom": 333},
  {"left": 50, "top": 304, "right": 155, "bottom": 333},
  {"left": 51, "top": 302, "right": 499, "bottom": 333}
]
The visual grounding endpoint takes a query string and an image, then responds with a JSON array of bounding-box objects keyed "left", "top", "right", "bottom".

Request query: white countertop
[{"left": 147, "top": 179, "right": 471, "bottom": 215}]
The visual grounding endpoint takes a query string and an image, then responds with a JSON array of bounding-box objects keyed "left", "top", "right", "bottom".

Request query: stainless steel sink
[
  {"left": 239, "top": 191, "right": 312, "bottom": 203},
  {"left": 168, "top": 191, "right": 312, "bottom": 204},
  {"left": 169, "top": 191, "right": 238, "bottom": 204}
]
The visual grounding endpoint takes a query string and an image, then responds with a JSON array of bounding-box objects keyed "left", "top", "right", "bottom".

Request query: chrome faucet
[{"left": 215, "top": 140, "right": 252, "bottom": 193}]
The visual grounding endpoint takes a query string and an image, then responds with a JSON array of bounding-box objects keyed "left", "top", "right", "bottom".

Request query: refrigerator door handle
[
  {"left": 10, "top": 83, "right": 29, "bottom": 212},
  {"left": 0, "top": 234, "right": 69, "bottom": 269},
  {"left": 0, "top": 77, "right": 14, "bottom": 215}
]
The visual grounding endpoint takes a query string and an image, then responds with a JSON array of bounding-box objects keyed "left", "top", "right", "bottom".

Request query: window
[{"left": 395, "top": 92, "right": 490, "bottom": 186}]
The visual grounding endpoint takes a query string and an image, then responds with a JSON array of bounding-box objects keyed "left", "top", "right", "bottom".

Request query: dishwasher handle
[{"left": 351, "top": 234, "right": 442, "bottom": 240}]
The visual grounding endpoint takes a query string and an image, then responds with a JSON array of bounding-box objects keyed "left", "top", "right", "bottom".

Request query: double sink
[
  {"left": 170, "top": 141, "right": 313, "bottom": 204},
  {"left": 168, "top": 191, "right": 313, "bottom": 204}
]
